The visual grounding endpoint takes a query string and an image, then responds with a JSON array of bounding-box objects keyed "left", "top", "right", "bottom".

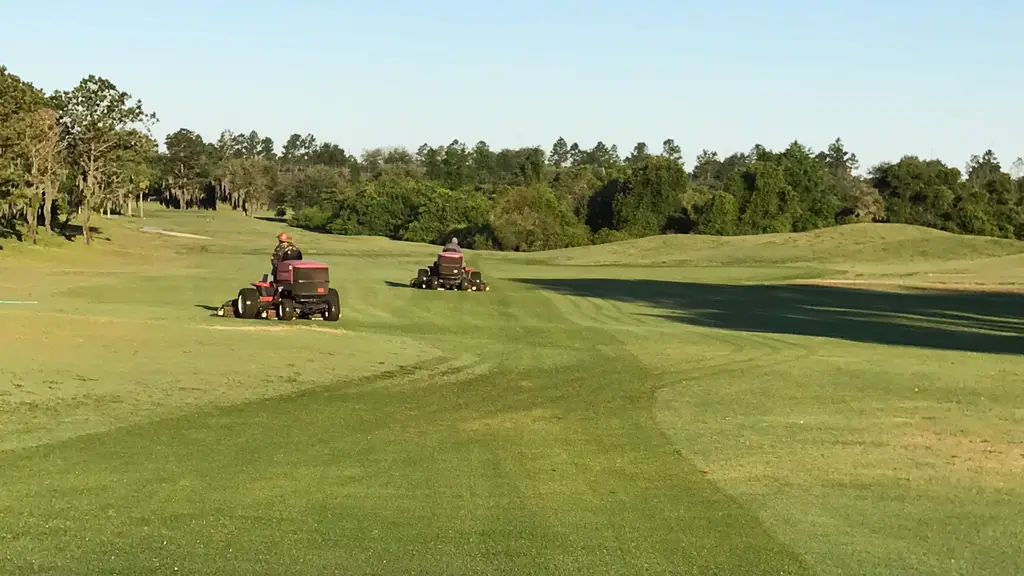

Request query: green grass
[{"left": 1, "top": 206, "right": 1022, "bottom": 574}]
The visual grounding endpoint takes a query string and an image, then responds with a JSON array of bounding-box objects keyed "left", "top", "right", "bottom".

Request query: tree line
[{"left": 3, "top": 66, "right": 1023, "bottom": 250}]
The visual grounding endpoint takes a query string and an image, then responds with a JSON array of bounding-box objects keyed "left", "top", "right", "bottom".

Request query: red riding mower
[
  {"left": 410, "top": 251, "right": 489, "bottom": 291},
  {"left": 218, "top": 251, "right": 341, "bottom": 321}
]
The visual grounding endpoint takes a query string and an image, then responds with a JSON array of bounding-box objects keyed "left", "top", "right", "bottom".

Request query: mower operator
[
  {"left": 442, "top": 236, "right": 462, "bottom": 253},
  {"left": 271, "top": 232, "right": 299, "bottom": 277}
]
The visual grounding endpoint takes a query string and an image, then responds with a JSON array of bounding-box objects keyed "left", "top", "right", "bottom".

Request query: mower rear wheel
[
  {"left": 235, "top": 288, "right": 259, "bottom": 319},
  {"left": 322, "top": 288, "right": 341, "bottom": 321},
  {"left": 277, "top": 298, "right": 296, "bottom": 321}
]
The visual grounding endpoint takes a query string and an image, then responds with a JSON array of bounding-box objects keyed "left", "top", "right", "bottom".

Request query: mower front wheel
[
  {"left": 322, "top": 288, "right": 341, "bottom": 321},
  {"left": 277, "top": 298, "right": 296, "bottom": 321},
  {"left": 235, "top": 288, "right": 259, "bottom": 319}
]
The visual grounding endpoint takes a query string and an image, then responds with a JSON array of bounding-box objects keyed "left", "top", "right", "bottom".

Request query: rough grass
[{"left": 0, "top": 206, "right": 1022, "bottom": 575}]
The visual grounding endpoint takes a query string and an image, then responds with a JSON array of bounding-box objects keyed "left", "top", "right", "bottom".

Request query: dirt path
[
  {"left": 201, "top": 324, "right": 346, "bottom": 334},
  {"left": 140, "top": 226, "right": 212, "bottom": 240}
]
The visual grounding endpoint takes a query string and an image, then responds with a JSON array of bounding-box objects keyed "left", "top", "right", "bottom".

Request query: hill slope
[{"left": 529, "top": 222, "right": 1023, "bottom": 269}]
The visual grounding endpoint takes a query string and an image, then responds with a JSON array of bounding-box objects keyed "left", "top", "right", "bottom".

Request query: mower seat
[{"left": 272, "top": 248, "right": 303, "bottom": 282}]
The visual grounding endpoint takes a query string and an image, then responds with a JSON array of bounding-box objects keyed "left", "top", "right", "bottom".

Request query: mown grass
[{"left": 0, "top": 205, "right": 1022, "bottom": 574}]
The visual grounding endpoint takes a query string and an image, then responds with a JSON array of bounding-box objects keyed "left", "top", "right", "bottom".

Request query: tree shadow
[
  {"left": 255, "top": 216, "right": 288, "bottom": 223},
  {"left": 58, "top": 223, "right": 104, "bottom": 242},
  {"left": 514, "top": 278, "right": 1024, "bottom": 355}
]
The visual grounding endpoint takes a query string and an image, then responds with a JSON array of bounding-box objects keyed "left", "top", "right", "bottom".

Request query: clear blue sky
[{"left": 2, "top": 0, "right": 1021, "bottom": 172}]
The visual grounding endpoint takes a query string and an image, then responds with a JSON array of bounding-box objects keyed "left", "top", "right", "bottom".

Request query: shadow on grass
[
  {"left": 514, "top": 278, "right": 1024, "bottom": 355},
  {"left": 0, "top": 227, "right": 21, "bottom": 242},
  {"left": 255, "top": 216, "right": 288, "bottom": 224},
  {"left": 1, "top": 223, "right": 105, "bottom": 245},
  {"left": 195, "top": 303, "right": 227, "bottom": 318},
  {"left": 384, "top": 280, "right": 412, "bottom": 288},
  {"left": 58, "top": 223, "right": 104, "bottom": 242}
]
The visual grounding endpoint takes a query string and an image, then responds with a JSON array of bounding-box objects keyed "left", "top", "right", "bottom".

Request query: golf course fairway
[{"left": 1, "top": 206, "right": 1022, "bottom": 575}]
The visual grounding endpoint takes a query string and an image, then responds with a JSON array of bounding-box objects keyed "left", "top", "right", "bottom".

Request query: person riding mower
[
  {"left": 271, "top": 232, "right": 301, "bottom": 280},
  {"left": 441, "top": 236, "right": 462, "bottom": 254}
]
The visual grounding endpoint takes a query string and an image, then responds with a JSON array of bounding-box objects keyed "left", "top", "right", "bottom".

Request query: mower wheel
[
  {"left": 235, "top": 288, "right": 259, "bottom": 319},
  {"left": 459, "top": 277, "right": 470, "bottom": 291},
  {"left": 277, "top": 298, "right": 296, "bottom": 321},
  {"left": 323, "top": 288, "right": 341, "bottom": 321}
]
